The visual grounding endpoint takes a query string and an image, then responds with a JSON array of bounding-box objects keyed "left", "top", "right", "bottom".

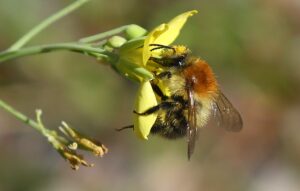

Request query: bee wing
[
  {"left": 187, "top": 86, "right": 198, "bottom": 160},
  {"left": 213, "top": 91, "right": 243, "bottom": 132}
]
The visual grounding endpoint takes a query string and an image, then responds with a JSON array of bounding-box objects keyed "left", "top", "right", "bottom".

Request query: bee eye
[{"left": 174, "top": 55, "right": 186, "bottom": 67}]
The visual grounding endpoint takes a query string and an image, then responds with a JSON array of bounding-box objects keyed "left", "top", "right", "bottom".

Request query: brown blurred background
[{"left": 1, "top": 0, "right": 300, "bottom": 191}]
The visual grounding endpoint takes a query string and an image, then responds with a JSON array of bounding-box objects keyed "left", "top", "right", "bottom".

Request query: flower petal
[
  {"left": 133, "top": 81, "right": 158, "bottom": 139},
  {"left": 120, "top": 37, "right": 145, "bottom": 66},
  {"left": 154, "top": 10, "right": 198, "bottom": 45},
  {"left": 143, "top": 10, "right": 198, "bottom": 65},
  {"left": 116, "top": 38, "right": 154, "bottom": 82},
  {"left": 143, "top": 24, "right": 168, "bottom": 65},
  {"left": 115, "top": 59, "right": 153, "bottom": 82}
]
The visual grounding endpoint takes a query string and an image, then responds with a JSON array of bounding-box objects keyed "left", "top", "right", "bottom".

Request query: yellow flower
[
  {"left": 143, "top": 10, "right": 198, "bottom": 66},
  {"left": 116, "top": 38, "right": 153, "bottom": 82},
  {"left": 117, "top": 10, "right": 198, "bottom": 139},
  {"left": 133, "top": 80, "right": 157, "bottom": 139}
]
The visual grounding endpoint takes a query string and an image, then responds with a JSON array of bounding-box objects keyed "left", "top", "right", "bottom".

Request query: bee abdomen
[{"left": 151, "top": 111, "right": 188, "bottom": 139}]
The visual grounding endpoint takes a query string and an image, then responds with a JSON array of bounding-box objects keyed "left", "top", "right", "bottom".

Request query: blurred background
[{"left": 1, "top": 0, "right": 300, "bottom": 190}]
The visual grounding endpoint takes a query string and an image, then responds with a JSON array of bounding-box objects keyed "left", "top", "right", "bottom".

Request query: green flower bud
[
  {"left": 125, "top": 24, "right": 147, "bottom": 40},
  {"left": 107, "top": 36, "right": 127, "bottom": 48}
]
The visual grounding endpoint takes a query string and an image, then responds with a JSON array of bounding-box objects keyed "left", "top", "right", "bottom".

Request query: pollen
[
  {"left": 173, "top": 45, "right": 190, "bottom": 56},
  {"left": 161, "top": 45, "right": 190, "bottom": 58}
]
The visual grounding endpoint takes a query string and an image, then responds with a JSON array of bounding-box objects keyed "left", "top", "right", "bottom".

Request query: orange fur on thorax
[{"left": 183, "top": 58, "right": 218, "bottom": 97}]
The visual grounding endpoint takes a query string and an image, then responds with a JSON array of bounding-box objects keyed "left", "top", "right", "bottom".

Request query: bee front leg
[
  {"left": 149, "top": 57, "right": 174, "bottom": 67},
  {"left": 155, "top": 71, "right": 172, "bottom": 79}
]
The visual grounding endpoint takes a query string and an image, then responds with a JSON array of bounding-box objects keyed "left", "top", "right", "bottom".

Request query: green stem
[
  {"left": 79, "top": 25, "right": 130, "bottom": 43},
  {"left": 8, "top": 0, "right": 90, "bottom": 51},
  {"left": 0, "top": 99, "right": 68, "bottom": 147},
  {"left": 0, "top": 99, "right": 42, "bottom": 133},
  {"left": 0, "top": 43, "right": 115, "bottom": 63}
]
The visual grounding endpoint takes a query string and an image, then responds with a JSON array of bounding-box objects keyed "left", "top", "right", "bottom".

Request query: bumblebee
[{"left": 122, "top": 44, "right": 243, "bottom": 159}]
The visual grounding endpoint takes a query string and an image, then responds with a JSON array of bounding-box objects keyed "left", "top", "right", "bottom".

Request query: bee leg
[
  {"left": 150, "top": 81, "right": 168, "bottom": 100},
  {"left": 116, "top": 125, "right": 134, "bottom": 131},
  {"left": 133, "top": 102, "right": 174, "bottom": 116},
  {"left": 150, "top": 56, "right": 186, "bottom": 68},
  {"left": 155, "top": 71, "right": 172, "bottom": 79},
  {"left": 133, "top": 105, "right": 161, "bottom": 116},
  {"left": 149, "top": 57, "right": 174, "bottom": 67}
]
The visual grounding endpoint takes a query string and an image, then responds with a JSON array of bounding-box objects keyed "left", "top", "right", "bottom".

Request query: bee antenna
[{"left": 149, "top": 44, "right": 176, "bottom": 53}]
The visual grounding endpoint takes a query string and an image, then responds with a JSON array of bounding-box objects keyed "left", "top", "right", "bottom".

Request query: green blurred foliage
[{"left": 1, "top": 0, "right": 300, "bottom": 191}]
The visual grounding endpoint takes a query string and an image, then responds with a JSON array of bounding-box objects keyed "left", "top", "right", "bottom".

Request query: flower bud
[
  {"left": 125, "top": 24, "right": 147, "bottom": 39},
  {"left": 107, "top": 36, "right": 127, "bottom": 48}
]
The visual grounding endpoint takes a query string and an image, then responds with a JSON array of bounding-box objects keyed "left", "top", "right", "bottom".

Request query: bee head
[{"left": 149, "top": 44, "right": 190, "bottom": 68}]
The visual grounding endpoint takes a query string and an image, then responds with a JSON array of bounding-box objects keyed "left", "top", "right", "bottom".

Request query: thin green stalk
[
  {"left": 8, "top": 0, "right": 90, "bottom": 51},
  {"left": 0, "top": 43, "right": 115, "bottom": 63},
  {"left": 0, "top": 99, "right": 70, "bottom": 158},
  {"left": 0, "top": 99, "right": 43, "bottom": 133},
  {"left": 79, "top": 25, "right": 130, "bottom": 43},
  {"left": 0, "top": 99, "right": 70, "bottom": 148}
]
